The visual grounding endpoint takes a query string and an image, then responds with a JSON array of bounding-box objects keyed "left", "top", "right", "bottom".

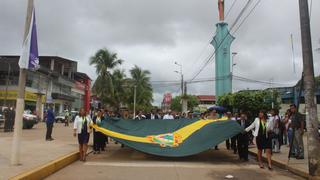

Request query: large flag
[
  {"left": 92, "top": 117, "right": 243, "bottom": 157},
  {"left": 18, "top": 7, "right": 39, "bottom": 71}
]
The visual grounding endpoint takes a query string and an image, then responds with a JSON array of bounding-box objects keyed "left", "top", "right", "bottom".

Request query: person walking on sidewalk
[
  {"left": 3, "top": 107, "right": 10, "bottom": 132},
  {"left": 290, "top": 104, "right": 304, "bottom": 159},
  {"left": 245, "top": 110, "right": 273, "bottom": 170},
  {"left": 73, "top": 108, "right": 93, "bottom": 161},
  {"left": 46, "top": 104, "right": 55, "bottom": 141}
]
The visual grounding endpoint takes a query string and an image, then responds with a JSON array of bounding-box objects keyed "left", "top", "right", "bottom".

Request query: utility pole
[
  {"left": 299, "top": 0, "right": 320, "bottom": 176},
  {"left": 175, "top": 62, "right": 187, "bottom": 113},
  {"left": 11, "top": 0, "right": 33, "bottom": 165},
  {"left": 269, "top": 78, "right": 274, "bottom": 109}
]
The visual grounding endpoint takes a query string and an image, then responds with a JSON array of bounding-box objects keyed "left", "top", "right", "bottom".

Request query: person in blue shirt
[{"left": 46, "top": 104, "right": 55, "bottom": 141}]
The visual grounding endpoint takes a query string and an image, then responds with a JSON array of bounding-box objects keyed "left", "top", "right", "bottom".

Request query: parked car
[
  {"left": 0, "top": 113, "right": 4, "bottom": 128},
  {"left": 23, "top": 110, "right": 38, "bottom": 129},
  {"left": 55, "top": 113, "right": 66, "bottom": 123}
]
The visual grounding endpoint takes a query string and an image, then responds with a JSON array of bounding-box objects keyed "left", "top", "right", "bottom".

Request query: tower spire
[{"left": 218, "top": 0, "right": 225, "bottom": 21}]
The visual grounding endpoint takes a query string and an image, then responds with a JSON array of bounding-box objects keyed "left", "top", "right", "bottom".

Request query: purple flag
[{"left": 19, "top": 7, "right": 39, "bottom": 71}]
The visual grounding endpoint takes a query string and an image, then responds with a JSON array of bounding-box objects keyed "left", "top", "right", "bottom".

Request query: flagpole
[{"left": 11, "top": 0, "right": 34, "bottom": 165}]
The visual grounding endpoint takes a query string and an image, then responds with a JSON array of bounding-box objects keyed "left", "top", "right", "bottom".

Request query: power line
[
  {"left": 231, "top": 0, "right": 262, "bottom": 35},
  {"left": 229, "top": 0, "right": 254, "bottom": 30},
  {"left": 188, "top": 0, "right": 263, "bottom": 82},
  {"left": 233, "top": 75, "right": 292, "bottom": 86},
  {"left": 185, "top": 0, "right": 240, "bottom": 75},
  {"left": 189, "top": 50, "right": 215, "bottom": 81},
  {"left": 225, "top": 0, "right": 237, "bottom": 20}
]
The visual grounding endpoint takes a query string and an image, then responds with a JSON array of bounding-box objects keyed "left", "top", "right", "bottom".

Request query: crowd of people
[
  {"left": 1, "top": 100, "right": 306, "bottom": 169},
  {"left": 39, "top": 103, "right": 307, "bottom": 168}
]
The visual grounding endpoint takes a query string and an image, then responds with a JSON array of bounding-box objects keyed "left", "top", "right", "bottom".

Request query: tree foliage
[
  {"left": 127, "top": 65, "right": 153, "bottom": 112},
  {"left": 89, "top": 48, "right": 123, "bottom": 104},
  {"left": 170, "top": 95, "right": 199, "bottom": 112},
  {"left": 217, "top": 90, "right": 280, "bottom": 117},
  {"left": 90, "top": 49, "right": 153, "bottom": 112}
]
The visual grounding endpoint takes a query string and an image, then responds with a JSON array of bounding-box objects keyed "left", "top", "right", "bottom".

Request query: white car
[
  {"left": 55, "top": 113, "right": 66, "bottom": 123},
  {"left": 23, "top": 110, "right": 38, "bottom": 129}
]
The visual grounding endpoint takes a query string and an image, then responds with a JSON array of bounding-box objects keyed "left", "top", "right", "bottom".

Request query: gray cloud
[{"left": 0, "top": 0, "right": 319, "bottom": 105}]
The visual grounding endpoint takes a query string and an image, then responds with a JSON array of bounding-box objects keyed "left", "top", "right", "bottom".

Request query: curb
[
  {"left": 9, "top": 151, "right": 79, "bottom": 180},
  {"left": 248, "top": 150, "right": 317, "bottom": 179}
]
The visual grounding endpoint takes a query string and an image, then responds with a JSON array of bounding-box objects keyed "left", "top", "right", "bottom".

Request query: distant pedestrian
[
  {"left": 146, "top": 109, "right": 160, "bottom": 119},
  {"left": 245, "top": 110, "right": 273, "bottom": 170},
  {"left": 46, "top": 104, "right": 55, "bottom": 141},
  {"left": 163, "top": 110, "right": 174, "bottom": 120},
  {"left": 64, "top": 110, "right": 70, "bottom": 127},
  {"left": 8, "top": 106, "right": 15, "bottom": 132},
  {"left": 73, "top": 108, "right": 92, "bottom": 161},
  {"left": 290, "top": 104, "right": 304, "bottom": 159},
  {"left": 3, "top": 107, "right": 10, "bottom": 132}
]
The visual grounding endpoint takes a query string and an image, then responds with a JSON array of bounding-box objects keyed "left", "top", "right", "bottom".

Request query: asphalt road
[{"left": 46, "top": 143, "right": 303, "bottom": 180}]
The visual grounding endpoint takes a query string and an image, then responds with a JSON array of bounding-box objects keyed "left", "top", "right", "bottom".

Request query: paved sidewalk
[
  {"left": 248, "top": 135, "right": 309, "bottom": 178},
  {"left": 0, "top": 122, "right": 78, "bottom": 180}
]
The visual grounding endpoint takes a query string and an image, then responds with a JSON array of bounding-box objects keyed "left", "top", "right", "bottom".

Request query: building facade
[{"left": 0, "top": 56, "right": 91, "bottom": 120}]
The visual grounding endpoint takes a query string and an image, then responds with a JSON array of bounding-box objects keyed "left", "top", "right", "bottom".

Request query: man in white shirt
[{"left": 163, "top": 110, "right": 174, "bottom": 120}]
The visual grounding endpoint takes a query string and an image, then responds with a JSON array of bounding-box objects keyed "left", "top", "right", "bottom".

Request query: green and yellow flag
[{"left": 92, "top": 117, "right": 243, "bottom": 157}]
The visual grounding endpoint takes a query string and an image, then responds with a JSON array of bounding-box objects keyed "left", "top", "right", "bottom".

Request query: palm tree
[
  {"left": 128, "top": 65, "right": 153, "bottom": 111},
  {"left": 89, "top": 48, "right": 123, "bottom": 105},
  {"left": 110, "top": 69, "right": 130, "bottom": 111}
]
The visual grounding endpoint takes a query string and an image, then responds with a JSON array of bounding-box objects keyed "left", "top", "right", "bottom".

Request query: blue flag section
[{"left": 18, "top": 7, "right": 39, "bottom": 71}]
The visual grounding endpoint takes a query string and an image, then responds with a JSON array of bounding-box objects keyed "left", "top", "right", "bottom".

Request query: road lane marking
[{"left": 83, "top": 161, "right": 257, "bottom": 169}]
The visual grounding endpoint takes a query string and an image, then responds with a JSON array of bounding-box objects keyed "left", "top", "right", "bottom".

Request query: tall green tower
[{"left": 210, "top": 0, "right": 234, "bottom": 101}]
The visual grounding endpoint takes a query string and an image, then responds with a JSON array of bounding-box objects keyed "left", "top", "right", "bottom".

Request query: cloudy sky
[{"left": 0, "top": 0, "right": 319, "bottom": 105}]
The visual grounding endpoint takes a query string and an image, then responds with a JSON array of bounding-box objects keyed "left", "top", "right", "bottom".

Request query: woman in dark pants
[
  {"left": 93, "top": 110, "right": 104, "bottom": 154},
  {"left": 245, "top": 110, "right": 273, "bottom": 170},
  {"left": 73, "top": 108, "right": 92, "bottom": 161}
]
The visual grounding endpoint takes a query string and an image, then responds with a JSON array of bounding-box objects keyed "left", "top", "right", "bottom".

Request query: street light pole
[
  {"left": 174, "top": 62, "right": 187, "bottom": 113},
  {"left": 174, "top": 62, "right": 183, "bottom": 95},
  {"left": 133, "top": 85, "right": 137, "bottom": 118},
  {"left": 231, "top": 52, "right": 237, "bottom": 93}
]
